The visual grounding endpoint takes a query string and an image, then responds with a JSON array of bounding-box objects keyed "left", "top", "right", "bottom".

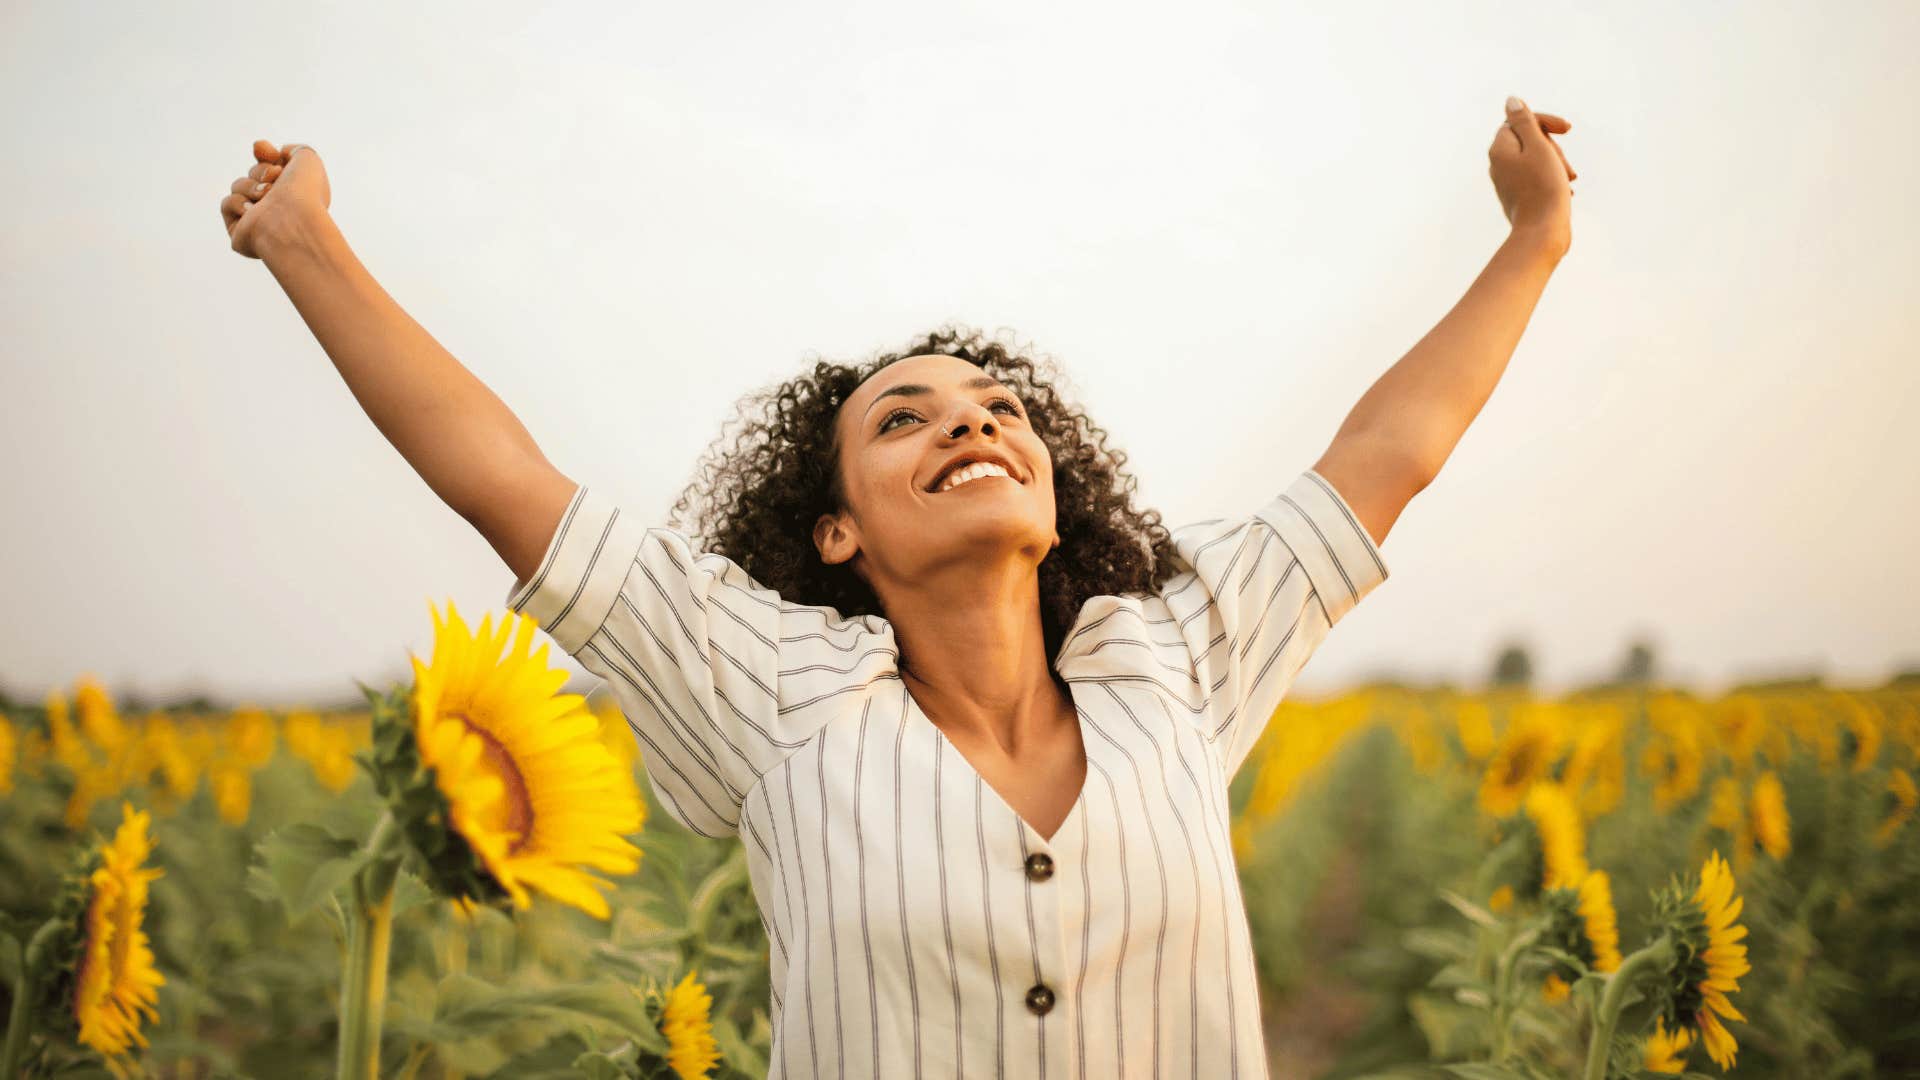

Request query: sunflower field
[{"left": 1, "top": 603, "right": 1916, "bottom": 1078}]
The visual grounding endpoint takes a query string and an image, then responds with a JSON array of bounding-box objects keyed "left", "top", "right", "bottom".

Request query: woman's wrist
[
  {"left": 1506, "top": 221, "right": 1570, "bottom": 264},
  {"left": 256, "top": 205, "right": 342, "bottom": 272}
]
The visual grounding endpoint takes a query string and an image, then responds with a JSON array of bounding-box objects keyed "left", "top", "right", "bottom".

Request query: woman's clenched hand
[{"left": 221, "top": 140, "right": 332, "bottom": 260}]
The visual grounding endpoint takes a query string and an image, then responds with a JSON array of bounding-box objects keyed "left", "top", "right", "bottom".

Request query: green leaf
[
  {"left": 1404, "top": 927, "right": 1475, "bottom": 963},
  {"left": 688, "top": 846, "right": 749, "bottom": 938},
  {"left": 431, "top": 973, "right": 670, "bottom": 1055},
  {"left": 1426, "top": 964, "right": 1492, "bottom": 997},
  {"left": 1440, "top": 1065, "right": 1531, "bottom": 1080},
  {"left": 0, "top": 927, "right": 21, "bottom": 986},
  {"left": 1439, "top": 888, "right": 1502, "bottom": 930},
  {"left": 708, "top": 1014, "right": 765, "bottom": 1078},
  {"left": 571, "top": 1044, "right": 640, "bottom": 1080},
  {"left": 1408, "top": 992, "right": 1491, "bottom": 1059},
  {"left": 251, "top": 823, "right": 371, "bottom": 919}
]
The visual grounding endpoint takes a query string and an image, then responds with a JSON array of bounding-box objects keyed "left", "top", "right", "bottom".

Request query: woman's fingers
[
  {"left": 252, "top": 139, "right": 280, "bottom": 164},
  {"left": 220, "top": 191, "right": 250, "bottom": 228},
  {"left": 231, "top": 174, "right": 269, "bottom": 200},
  {"left": 1541, "top": 132, "right": 1577, "bottom": 181}
]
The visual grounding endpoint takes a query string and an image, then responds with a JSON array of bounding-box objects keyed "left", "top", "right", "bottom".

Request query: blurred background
[
  {"left": 3, "top": 1, "right": 1916, "bottom": 709},
  {"left": 3, "top": 2, "right": 1918, "bottom": 1078}
]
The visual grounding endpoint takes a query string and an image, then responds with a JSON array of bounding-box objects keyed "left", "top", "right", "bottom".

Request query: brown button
[
  {"left": 1025, "top": 983, "right": 1055, "bottom": 1016},
  {"left": 1024, "top": 852, "right": 1055, "bottom": 882}
]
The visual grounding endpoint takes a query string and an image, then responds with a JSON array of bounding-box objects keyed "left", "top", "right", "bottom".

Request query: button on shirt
[{"left": 506, "top": 467, "right": 1389, "bottom": 1079}]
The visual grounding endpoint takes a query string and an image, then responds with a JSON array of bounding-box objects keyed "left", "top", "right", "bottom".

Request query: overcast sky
[{"left": 3, "top": 1, "right": 1915, "bottom": 709}]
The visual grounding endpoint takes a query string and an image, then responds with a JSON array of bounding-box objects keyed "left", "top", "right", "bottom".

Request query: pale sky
[{"left": 3, "top": 1, "right": 1915, "bottom": 708}]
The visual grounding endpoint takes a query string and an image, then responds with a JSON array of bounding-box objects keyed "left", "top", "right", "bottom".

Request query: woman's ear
[{"left": 814, "top": 512, "right": 856, "bottom": 566}]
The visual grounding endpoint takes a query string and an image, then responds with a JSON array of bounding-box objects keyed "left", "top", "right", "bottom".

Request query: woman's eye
[{"left": 880, "top": 397, "right": 1022, "bottom": 433}]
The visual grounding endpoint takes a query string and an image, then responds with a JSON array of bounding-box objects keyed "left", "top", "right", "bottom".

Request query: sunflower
[
  {"left": 135, "top": 713, "right": 199, "bottom": 804},
  {"left": 1706, "top": 776, "right": 1743, "bottom": 836},
  {"left": 71, "top": 802, "right": 167, "bottom": 1076},
  {"left": 1642, "top": 1016, "right": 1693, "bottom": 1073},
  {"left": 658, "top": 970, "right": 722, "bottom": 1079},
  {"left": 1539, "top": 867, "right": 1621, "bottom": 1002},
  {"left": 1649, "top": 850, "right": 1750, "bottom": 1070},
  {"left": 74, "top": 677, "right": 132, "bottom": 759},
  {"left": 1840, "top": 695, "right": 1883, "bottom": 772},
  {"left": 1643, "top": 696, "right": 1707, "bottom": 810},
  {"left": 1709, "top": 695, "right": 1765, "bottom": 772},
  {"left": 208, "top": 760, "right": 253, "bottom": 825},
  {"left": 224, "top": 707, "right": 278, "bottom": 768},
  {"left": 0, "top": 711, "right": 16, "bottom": 795},
  {"left": 1523, "top": 782, "right": 1588, "bottom": 891},
  {"left": 1875, "top": 768, "right": 1917, "bottom": 848},
  {"left": 405, "top": 600, "right": 645, "bottom": 918},
  {"left": 1479, "top": 706, "right": 1562, "bottom": 818},
  {"left": 1559, "top": 707, "right": 1624, "bottom": 818},
  {"left": 592, "top": 694, "right": 642, "bottom": 771},
  {"left": 285, "top": 711, "right": 367, "bottom": 793},
  {"left": 1454, "top": 700, "right": 1496, "bottom": 761},
  {"left": 1748, "top": 770, "right": 1790, "bottom": 860}
]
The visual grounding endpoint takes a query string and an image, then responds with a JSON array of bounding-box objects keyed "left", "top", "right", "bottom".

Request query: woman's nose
[{"left": 941, "top": 402, "right": 999, "bottom": 437}]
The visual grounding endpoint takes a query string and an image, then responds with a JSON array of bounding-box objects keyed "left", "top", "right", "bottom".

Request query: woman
[{"left": 221, "top": 95, "right": 1574, "bottom": 1078}]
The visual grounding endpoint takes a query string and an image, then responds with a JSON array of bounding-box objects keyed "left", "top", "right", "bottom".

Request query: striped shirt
[{"left": 505, "top": 467, "right": 1389, "bottom": 1079}]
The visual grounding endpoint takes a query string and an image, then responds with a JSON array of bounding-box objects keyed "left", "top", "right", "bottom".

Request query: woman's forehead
[{"left": 849, "top": 354, "right": 1000, "bottom": 412}]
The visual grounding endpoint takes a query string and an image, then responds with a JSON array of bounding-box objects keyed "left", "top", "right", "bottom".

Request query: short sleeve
[
  {"left": 1158, "top": 468, "right": 1389, "bottom": 779},
  {"left": 506, "top": 483, "right": 785, "bottom": 839}
]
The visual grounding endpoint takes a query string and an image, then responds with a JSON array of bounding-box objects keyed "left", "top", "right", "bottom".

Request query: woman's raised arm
[{"left": 223, "top": 140, "right": 576, "bottom": 585}]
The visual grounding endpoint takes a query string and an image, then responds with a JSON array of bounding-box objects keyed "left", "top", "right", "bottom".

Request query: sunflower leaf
[
  {"left": 688, "top": 846, "right": 751, "bottom": 939},
  {"left": 1439, "top": 888, "right": 1502, "bottom": 929},
  {"left": 708, "top": 1014, "right": 766, "bottom": 1078},
  {"left": 1404, "top": 927, "right": 1475, "bottom": 962},
  {"left": 252, "top": 823, "right": 371, "bottom": 919},
  {"left": 1439, "top": 1065, "right": 1530, "bottom": 1080},
  {"left": 430, "top": 973, "right": 671, "bottom": 1056}
]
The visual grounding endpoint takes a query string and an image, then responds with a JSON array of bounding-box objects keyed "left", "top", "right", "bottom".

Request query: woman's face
[{"left": 817, "top": 353, "right": 1058, "bottom": 587}]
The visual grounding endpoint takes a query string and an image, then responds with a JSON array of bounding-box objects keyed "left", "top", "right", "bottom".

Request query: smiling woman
[
  {"left": 502, "top": 321, "right": 1391, "bottom": 1076},
  {"left": 659, "top": 325, "right": 1188, "bottom": 671}
]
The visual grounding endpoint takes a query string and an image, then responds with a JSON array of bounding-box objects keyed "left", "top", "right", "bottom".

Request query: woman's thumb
[{"left": 1504, "top": 96, "right": 1536, "bottom": 146}]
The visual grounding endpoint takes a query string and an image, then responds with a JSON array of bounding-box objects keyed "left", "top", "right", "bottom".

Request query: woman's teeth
[{"left": 937, "top": 461, "right": 1011, "bottom": 492}]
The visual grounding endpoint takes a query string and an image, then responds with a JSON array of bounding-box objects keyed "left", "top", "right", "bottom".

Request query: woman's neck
[{"left": 889, "top": 578, "right": 1068, "bottom": 754}]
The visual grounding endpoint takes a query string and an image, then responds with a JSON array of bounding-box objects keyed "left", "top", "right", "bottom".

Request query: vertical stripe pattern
[{"left": 504, "top": 468, "right": 1389, "bottom": 1077}]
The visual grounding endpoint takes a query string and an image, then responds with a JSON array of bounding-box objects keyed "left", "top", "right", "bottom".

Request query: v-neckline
[{"left": 905, "top": 680, "right": 1091, "bottom": 847}]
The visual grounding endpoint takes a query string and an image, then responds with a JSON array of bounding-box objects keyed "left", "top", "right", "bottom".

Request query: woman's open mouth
[{"left": 931, "top": 462, "right": 1018, "bottom": 494}]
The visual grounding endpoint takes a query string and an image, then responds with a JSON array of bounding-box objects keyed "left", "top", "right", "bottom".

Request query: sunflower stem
[
  {"left": 1581, "top": 936, "right": 1675, "bottom": 1080},
  {"left": 337, "top": 818, "right": 400, "bottom": 1080},
  {"left": 1490, "top": 920, "right": 1545, "bottom": 1063},
  {"left": 1, "top": 919, "right": 62, "bottom": 1080}
]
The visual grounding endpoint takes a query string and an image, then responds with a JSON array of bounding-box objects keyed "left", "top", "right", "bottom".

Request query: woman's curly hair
[{"left": 664, "top": 324, "right": 1183, "bottom": 669}]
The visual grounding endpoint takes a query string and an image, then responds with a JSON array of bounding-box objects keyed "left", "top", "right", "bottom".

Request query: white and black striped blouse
[{"left": 505, "top": 467, "right": 1389, "bottom": 1079}]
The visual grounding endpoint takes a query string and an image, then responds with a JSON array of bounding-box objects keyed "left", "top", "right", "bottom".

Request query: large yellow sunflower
[
  {"left": 658, "top": 970, "right": 722, "bottom": 1079},
  {"left": 1657, "top": 849, "right": 1750, "bottom": 1071},
  {"left": 409, "top": 600, "right": 645, "bottom": 918},
  {"left": 72, "top": 802, "right": 167, "bottom": 1075}
]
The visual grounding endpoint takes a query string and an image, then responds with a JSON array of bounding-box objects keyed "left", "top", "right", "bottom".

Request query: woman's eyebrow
[{"left": 862, "top": 375, "right": 1005, "bottom": 424}]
